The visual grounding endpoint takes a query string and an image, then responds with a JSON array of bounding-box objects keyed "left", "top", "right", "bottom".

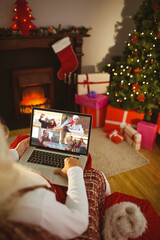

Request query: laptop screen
[{"left": 30, "top": 107, "right": 92, "bottom": 156}]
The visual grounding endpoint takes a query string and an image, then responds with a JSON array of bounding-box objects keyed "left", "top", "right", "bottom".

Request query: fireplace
[
  {"left": 0, "top": 34, "right": 89, "bottom": 129},
  {"left": 12, "top": 67, "right": 54, "bottom": 117}
]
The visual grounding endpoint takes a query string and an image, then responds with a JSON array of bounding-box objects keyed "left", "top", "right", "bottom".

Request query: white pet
[{"left": 102, "top": 201, "right": 147, "bottom": 240}]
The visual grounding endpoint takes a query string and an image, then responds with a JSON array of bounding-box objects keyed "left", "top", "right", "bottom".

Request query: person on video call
[
  {"left": 0, "top": 121, "right": 111, "bottom": 239},
  {"left": 48, "top": 118, "right": 57, "bottom": 129},
  {"left": 38, "top": 130, "right": 50, "bottom": 146},
  {"left": 59, "top": 115, "right": 84, "bottom": 144},
  {"left": 39, "top": 114, "right": 50, "bottom": 129}
]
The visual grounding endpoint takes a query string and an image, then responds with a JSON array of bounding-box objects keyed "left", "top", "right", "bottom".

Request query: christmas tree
[
  {"left": 10, "top": 0, "right": 37, "bottom": 36},
  {"left": 103, "top": 0, "right": 160, "bottom": 122}
]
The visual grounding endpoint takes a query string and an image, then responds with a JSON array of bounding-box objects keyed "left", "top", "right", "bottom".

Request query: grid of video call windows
[{"left": 31, "top": 109, "right": 91, "bottom": 155}]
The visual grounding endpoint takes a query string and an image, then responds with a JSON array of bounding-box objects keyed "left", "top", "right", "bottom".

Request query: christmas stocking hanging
[{"left": 52, "top": 37, "right": 78, "bottom": 80}]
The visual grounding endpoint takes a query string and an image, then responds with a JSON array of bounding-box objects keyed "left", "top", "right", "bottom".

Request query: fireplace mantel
[
  {"left": 0, "top": 34, "right": 90, "bottom": 74},
  {"left": 0, "top": 34, "right": 90, "bottom": 52}
]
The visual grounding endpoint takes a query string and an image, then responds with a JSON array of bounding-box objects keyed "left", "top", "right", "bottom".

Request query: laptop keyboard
[{"left": 27, "top": 150, "right": 77, "bottom": 169}]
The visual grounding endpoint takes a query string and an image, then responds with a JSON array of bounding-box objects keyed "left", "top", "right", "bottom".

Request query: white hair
[
  {"left": 0, "top": 124, "right": 43, "bottom": 218},
  {"left": 0, "top": 124, "right": 11, "bottom": 162}
]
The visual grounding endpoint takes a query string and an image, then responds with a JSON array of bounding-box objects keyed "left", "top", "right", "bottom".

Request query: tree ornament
[
  {"left": 131, "top": 35, "right": 138, "bottom": 44},
  {"left": 154, "top": 17, "right": 157, "bottom": 23},
  {"left": 119, "top": 84, "right": 124, "bottom": 89},
  {"left": 48, "top": 26, "right": 56, "bottom": 34},
  {"left": 137, "top": 94, "right": 145, "bottom": 102},
  {"left": 158, "top": 101, "right": 160, "bottom": 105},
  {"left": 134, "top": 67, "right": 142, "bottom": 74},
  {"left": 150, "top": 59, "right": 154, "bottom": 64},
  {"left": 132, "top": 83, "right": 141, "bottom": 92},
  {"left": 148, "top": 110, "right": 152, "bottom": 116},
  {"left": 134, "top": 52, "right": 138, "bottom": 56},
  {"left": 127, "top": 67, "right": 132, "bottom": 72},
  {"left": 10, "top": 0, "right": 37, "bottom": 36}
]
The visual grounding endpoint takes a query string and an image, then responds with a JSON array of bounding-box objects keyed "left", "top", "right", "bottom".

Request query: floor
[{"left": 108, "top": 142, "right": 160, "bottom": 215}]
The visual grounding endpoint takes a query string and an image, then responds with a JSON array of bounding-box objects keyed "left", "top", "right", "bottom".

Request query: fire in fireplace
[
  {"left": 20, "top": 86, "right": 51, "bottom": 114},
  {"left": 12, "top": 67, "right": 54, "bottom": 117}
]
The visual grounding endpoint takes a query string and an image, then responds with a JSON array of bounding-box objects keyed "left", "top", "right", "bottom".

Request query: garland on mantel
[{"left": 0, "top": 25, "right": 92, "bottom": 37}]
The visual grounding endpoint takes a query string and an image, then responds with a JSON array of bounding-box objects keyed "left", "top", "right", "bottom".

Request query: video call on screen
[{"left": 31, "top": 109, "right": 91, "bottom": 155}]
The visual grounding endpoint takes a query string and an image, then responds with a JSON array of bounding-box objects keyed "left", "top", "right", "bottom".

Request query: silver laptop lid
[{"left": 30, "top": 107, "right": 92, "bottom": 156}]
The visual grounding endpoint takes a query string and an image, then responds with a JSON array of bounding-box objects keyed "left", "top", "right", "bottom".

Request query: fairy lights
[{"left": 103, "top": 4, "right": 160, "bottom": 119}]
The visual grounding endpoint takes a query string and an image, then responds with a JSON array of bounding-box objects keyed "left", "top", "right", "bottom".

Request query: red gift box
[
  {"left": 80, "top": 106, "right": 106, "bottom": 128},
  {"left": 104, "top": 105, "right": 144, "bottom": 133},
  {"left": 107, "top": 130, "right": 125, "bottom": 144}
]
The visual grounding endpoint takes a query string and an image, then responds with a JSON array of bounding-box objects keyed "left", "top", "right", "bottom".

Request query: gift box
[
  {"left": 80, "top": 106, "right": 106, "bottom": 128},
  {"left": 107, "top": 130, "right": 125, "bottom": 144},
  {"left": 77, "top": 73, "right": 110, "bottom": 95},
  {"left": 124, "top": 124, "right": 142, "bottom": 150},
  {"left": 157, "top": 112, "right": 160, "bottom": 134},
  {"left": 104, "top": 105, "right": 144, "bottom": 133},
  {"left": 137, "top": 121, "right": 157, "bottom": 151},
  {"left": 75, "top": 94, "right": 109, "bottom": 110}
]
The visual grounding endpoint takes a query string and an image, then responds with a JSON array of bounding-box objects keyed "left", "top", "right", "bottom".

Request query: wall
[{"left": 0, "top": 0, "right": 143, "bottom": 73}]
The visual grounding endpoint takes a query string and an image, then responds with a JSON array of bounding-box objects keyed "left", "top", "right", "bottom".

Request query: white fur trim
[
  {"left": 73, "top": 115, "right": 79, "bottom": 120},
  {"left": 52, "top": 37, "right": 71, "bottom": 53}
]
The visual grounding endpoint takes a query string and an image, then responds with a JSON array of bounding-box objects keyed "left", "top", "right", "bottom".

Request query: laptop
[{"left": 19, "top": 107, "right": 92, "bottom": 186}]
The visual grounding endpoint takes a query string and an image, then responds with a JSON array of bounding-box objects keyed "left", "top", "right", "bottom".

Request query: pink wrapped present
[
  {"left": 124, "top": 124, "right": 142, "bottom": 150},
  {"left": 75, "top": 94, "right": 109, "bottom": 110},
  {"left": 137, "top": 121, "right": 157, "bottom": 151},
  {"left": 77, "top": 73, "right": 110, "bottom": 95},
  {"left": 157, "top": 112, "right": 160, "bottom": 134}
]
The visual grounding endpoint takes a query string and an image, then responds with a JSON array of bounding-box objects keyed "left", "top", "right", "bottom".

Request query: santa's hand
[
  {"left": 54, "top": 157, "right": 82, "bottom": 175},
  {"left": 15, "top": 137, "right": 30, "bottom": 158}
]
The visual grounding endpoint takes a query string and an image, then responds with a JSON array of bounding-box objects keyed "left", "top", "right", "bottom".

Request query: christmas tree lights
[{"left": 104, "top": 0, "right": 160, "bottom": 121}]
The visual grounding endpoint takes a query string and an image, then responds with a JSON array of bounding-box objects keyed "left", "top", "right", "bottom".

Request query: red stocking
[{"left": 52, "top": 37, "right": 78, "bottom": 80}]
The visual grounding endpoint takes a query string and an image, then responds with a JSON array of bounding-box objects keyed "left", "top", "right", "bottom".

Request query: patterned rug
[{"left": 89, "top": 128, "right": 149, "bottom": 178}]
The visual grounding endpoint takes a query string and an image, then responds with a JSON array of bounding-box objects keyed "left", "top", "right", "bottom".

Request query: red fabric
[
  {"left": 100, "top": 192, "right": 160, "bottom": 240},
  {"left": 9, "top": 134, "right": 30, "bottom": 149}
]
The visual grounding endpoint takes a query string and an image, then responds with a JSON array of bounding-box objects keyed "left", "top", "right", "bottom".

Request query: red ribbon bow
[
  {"left": 131, "top": 132, "right": 137, "bottom": 142},
  {"left": 78, "top": 74, "right": 110, "bottom": 94}
]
